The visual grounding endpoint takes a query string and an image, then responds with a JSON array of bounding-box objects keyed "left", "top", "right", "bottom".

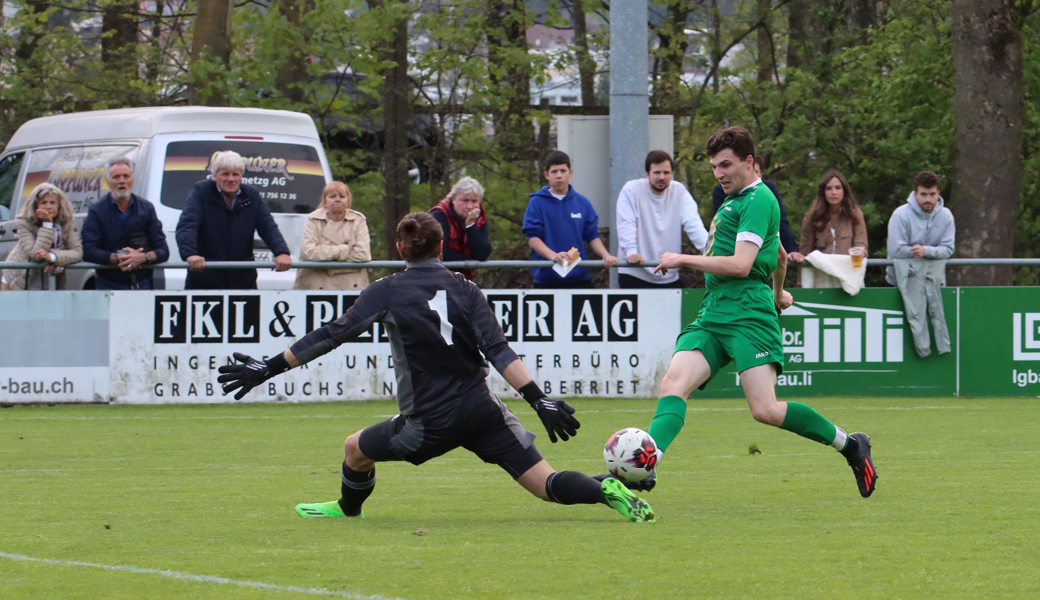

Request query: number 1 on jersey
[{"left": 428, "top": 290, "right": 454, "bottom": 345}]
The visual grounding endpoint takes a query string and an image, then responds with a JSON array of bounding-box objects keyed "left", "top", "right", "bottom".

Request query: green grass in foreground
[{"left": 1, "top": 397, "right": 1039, "bottom": 600}]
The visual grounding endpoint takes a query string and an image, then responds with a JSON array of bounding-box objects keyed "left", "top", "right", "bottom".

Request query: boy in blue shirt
[{"left": 522, "top": 151, "right": 617, "bottom": 288}]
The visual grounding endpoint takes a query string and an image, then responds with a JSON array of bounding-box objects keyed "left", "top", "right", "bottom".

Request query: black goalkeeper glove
[
  {"left": 217, "top": 351, "right": 290, "bottom": 400},
  {"left": 519, "top": 381, "right": 580, "bottom": 443}
]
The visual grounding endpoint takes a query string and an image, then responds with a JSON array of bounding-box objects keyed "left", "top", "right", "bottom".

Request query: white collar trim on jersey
[{"left": 739, "top": 178, "right": 763, "bottom": 195}]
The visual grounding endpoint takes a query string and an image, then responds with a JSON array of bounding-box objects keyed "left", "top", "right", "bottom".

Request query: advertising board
[
  {"left": 959, "top": 288, "right": 1040, "bottom": 396},
  {"left": 107, "top": 289, "right": 682, "bottom": 403},
  {"left": 2, "top": 286, "right": 1038, "bottom": 404},
  {"left": 682, "top": 288, "right": 959, "bottom": 398}
]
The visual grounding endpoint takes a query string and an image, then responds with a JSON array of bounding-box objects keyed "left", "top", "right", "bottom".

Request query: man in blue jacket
[
  {"left": 175, "top": 151, "right": 292, "bottom": 290},
  {"left": 522, "top": 151, "right": 617, "bottom": 288},
  {"left": 81, "top": 157, "right": 170, "bottom": 290}
]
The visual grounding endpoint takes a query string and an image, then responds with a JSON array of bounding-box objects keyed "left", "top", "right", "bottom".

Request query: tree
[
  {"left": 485, "top": 0, "right": 534, "bottom": 162},
  {"left": 756, "top": 0, "right": 774, "bottom": 83},
  {"left": 190, "top": 0, "right": 235, "bottom": 105},
  {"left": 786, "top": 0, "right": 811, "bottom": 68},
  {"left": 274, "top": 0, "right": 314, "bottom": 105},
  {"left": 570, "top": 0, "right": 597, "bottom": 107},
  {"left": 368, "top": 0, "right": 412, "bottom": 260},
  {"left": 950, "top": 0, "right": 1027, "bottom": 285},
  {"left": 101, "top": 0, "right": 144, "bottom": 105}
]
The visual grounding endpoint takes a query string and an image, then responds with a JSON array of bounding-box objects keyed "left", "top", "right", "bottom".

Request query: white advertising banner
[
  {"left": 0, "top": 367, "right": 109, "bottom": 403},
  {"left": 107, "top": 290, "right": 683, "bottom": 404},
  {"left": 0, "top": 291, "right": 110, "bottom": 404}
]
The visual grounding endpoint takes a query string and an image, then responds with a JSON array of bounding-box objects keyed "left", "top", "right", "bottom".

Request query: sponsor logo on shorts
[{"left": 755, "top": 351, "right": 769, "bottom": 358}]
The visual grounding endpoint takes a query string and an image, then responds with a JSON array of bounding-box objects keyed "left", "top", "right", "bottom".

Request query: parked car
[{"left": 0, "top": 106, "right": 333, "bottom": 289}]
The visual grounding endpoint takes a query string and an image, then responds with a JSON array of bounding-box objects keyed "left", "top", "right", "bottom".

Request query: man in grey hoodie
[{"left": 885, "top": 171, "right": 956, "bottom": 357}]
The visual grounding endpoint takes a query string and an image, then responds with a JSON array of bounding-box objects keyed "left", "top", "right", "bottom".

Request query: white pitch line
[{"left": 0, "top": 552, "right": 416, "bottom": 600}]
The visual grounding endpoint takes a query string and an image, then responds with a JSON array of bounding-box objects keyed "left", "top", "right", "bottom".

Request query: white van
[{"left": 0, "top": 107, "right": 332, "bottom": 289}]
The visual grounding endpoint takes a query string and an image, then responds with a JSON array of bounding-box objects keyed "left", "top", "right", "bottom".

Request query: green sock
[
  {"left": 779, "top": 401, "right": 838, "bottom": 446},
  {"left": 647, "top": 395, "right": 687, "bottom": 453}
]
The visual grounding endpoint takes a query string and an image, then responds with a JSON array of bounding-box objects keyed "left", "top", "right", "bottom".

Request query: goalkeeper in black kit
[{"left": 217, "top": 211, "right": 654, "bottom": 523}]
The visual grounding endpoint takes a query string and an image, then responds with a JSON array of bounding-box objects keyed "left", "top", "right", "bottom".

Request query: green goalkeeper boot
[
  {"left": 601, "top": 478, "right": 655, "bottom": 523},
  {"left": 295, "top": 501, "right": 364, "bottom": 518}
]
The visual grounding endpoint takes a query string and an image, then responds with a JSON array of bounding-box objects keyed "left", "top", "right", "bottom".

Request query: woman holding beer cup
[{"left": 788, "top": 170, "right": 867, "bottom": 288}]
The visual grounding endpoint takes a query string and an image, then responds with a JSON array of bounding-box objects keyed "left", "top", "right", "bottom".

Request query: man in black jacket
[
  {"left": 175, "top": 151, "right": 291, "bottom": 289},
  {"left": 82, "top": 157, "right": 169, "bottom": 290}
]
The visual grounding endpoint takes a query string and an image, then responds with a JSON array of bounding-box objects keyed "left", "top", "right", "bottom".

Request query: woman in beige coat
[
  {"left": 2, "top": 183, "right": 83, "bottom": 290},
  {"left": 294, "top": 181, "right": 371, "bottom": 290},
  {"left": 789, "top": 170, "right": 867, "bottom": 288}
]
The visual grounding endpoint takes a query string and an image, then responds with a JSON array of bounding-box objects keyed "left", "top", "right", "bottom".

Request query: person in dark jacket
[
  {"left": 175, "top": 151, "right": 292, "bottom": 290},
  {"left": 81, "top": 157, "right": 169, "bottom": 290},
  {"left": 429, "top": 176, "right": 490, "bottom": 281},
  {"left": 712, "top": 154, "right": 797, "bottom": 254}
]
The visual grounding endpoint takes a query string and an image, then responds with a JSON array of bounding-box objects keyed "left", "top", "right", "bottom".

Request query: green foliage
[
  {"left": 1015, "top": 9, "right": 1040, "bottom": 284},
  {"left": 3, "top": 397, "right": 1040, "bottom": 599},
  {"left": 688, "top": 0, "right": 954, "bottom": 268}
]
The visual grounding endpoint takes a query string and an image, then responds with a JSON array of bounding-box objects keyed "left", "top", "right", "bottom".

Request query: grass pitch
[{"left": 2, "top": 397, "right": 1038, "bottom": 600}]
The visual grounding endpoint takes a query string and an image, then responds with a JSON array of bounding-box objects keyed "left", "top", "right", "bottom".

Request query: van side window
[
  {"left": 0, "top": 152, "right": 25, "bottom": 221},
  {"left": 160, "top": 141, "right": 326, "bottom": 213}
]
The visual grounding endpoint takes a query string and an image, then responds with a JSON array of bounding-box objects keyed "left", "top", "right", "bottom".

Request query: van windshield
[{"left": 160, "top": 141, "right": 326, "bottom": 214}]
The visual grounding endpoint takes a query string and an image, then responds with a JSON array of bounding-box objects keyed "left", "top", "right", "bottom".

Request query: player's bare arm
[
  {"left": 774, "top": 244, "right": 793, "bottom": 310},
  {"left": 654, "top": 241, "right": 759, "bottom": 278}
]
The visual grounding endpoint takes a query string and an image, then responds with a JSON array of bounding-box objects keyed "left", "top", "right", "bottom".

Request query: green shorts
[{"left": 675, "top": 283, "right": 784, "bottom": 388}]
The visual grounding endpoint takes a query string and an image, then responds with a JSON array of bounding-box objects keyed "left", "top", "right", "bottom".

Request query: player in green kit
[{"left": 598, "top": 127, "right": 877, "bottom": 498}]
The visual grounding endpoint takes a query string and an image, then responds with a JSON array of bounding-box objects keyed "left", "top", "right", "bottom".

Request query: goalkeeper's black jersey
[{"left": 289, "top": 258, "right": 518, "bottom": 418}]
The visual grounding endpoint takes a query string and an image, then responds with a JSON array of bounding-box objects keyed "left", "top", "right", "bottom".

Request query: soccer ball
[{"left": 603, "top": 428, "right": 658, "bottom": 482}]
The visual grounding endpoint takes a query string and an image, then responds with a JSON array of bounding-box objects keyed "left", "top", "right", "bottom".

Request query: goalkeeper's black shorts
[{"left": 358, "top": 389, "right": 543, "bottom": 479}]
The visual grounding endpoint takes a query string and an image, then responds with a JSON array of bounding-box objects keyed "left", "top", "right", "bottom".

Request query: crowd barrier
[{"left": 1, "top": 285, "right": 1039, "bottom": 403}]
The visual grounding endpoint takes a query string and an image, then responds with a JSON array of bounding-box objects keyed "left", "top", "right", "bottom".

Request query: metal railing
[
  {"left": 7, "top": 258, "right": 1040, "bottom": 270},
  {"left": 5, "top": 258, "right": 1040, "bottom": 290}
]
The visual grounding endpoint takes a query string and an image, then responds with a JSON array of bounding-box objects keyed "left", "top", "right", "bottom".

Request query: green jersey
[{"left": 704, "top": 180, "right": 780, "bottom": 292}]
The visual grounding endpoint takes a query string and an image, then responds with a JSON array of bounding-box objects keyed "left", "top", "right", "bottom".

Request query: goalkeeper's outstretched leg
[{"left": 516, "top": 460, "right": 654, "bottom": 523}]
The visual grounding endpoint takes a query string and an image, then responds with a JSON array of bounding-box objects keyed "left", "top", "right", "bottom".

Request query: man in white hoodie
[
  {"left": 886, "top": 171, "right": 956, "bottom": 357},
  {"left": 616, "top": 150, "right": 709, "bottom": 288}
]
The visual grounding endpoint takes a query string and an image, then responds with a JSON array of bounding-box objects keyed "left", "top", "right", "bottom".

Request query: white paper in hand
[{"left": 553, "top": 257, "right": 581, "bottom": 278}]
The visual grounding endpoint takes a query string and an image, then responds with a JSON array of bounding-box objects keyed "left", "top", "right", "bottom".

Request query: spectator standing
[
  {"left": 522, "top": 151, "right": 618, "bottom": 288},
  {"left": 712, "top": 155, "right": 797, "bottom": 253},
  {"left": 616, "top": 150, "right": 709, "bottom": 288},
  {"left": 294, "top": 181, "right": 371, "bottom": 290},
  {"left": 789, "top": 170, "right": 868, "bottom": 288},
  {"left": 175, "top": 151, "right": 291, "bottom": 290},
  {"left": 886, "top": 171, "right": 955, "bottom": 358},
  {"left": 81, "top": 157, "right": 169, "bottom": 290},
  {"left": 430, "top": 176, "right": 490, "bottom": 281},
  {"left": 1, "top": 183, "right": 83, "bottom": 290}
]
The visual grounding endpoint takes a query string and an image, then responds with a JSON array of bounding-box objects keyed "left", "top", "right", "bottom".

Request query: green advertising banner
[
  {"left": 959, "top": 288, "right": 1040, "bottom": 397},
  {"left": 681, "top": 288, "right": 959, "bottom": 398}
]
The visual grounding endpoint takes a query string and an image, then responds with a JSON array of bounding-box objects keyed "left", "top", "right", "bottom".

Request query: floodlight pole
[{"left": 609, "top": 0, "right": 650, "bottom": 289}]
